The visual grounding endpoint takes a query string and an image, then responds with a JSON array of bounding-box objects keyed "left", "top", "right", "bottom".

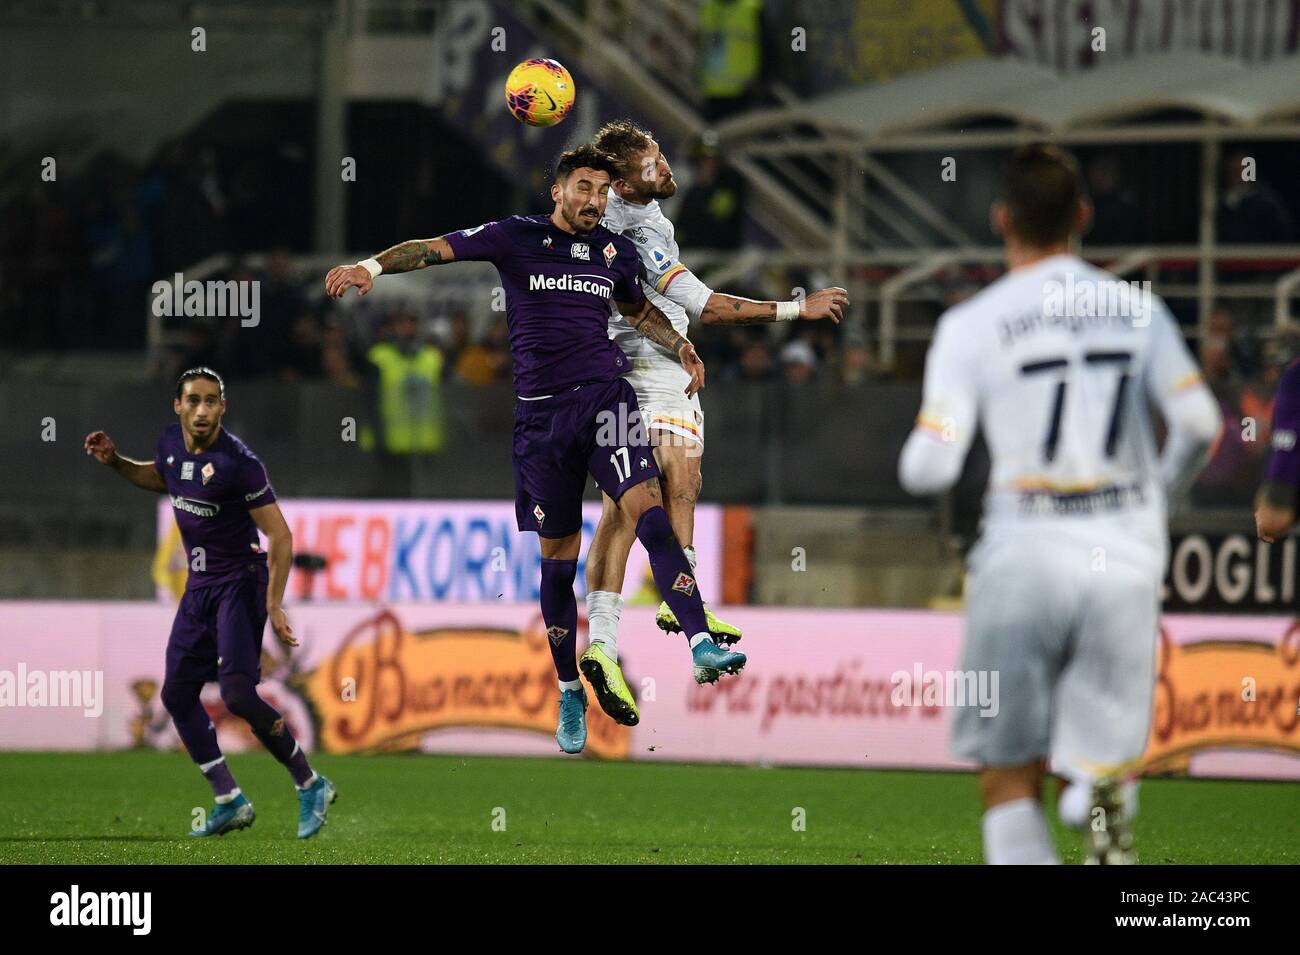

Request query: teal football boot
[
  {"left": 189, "top": 792, "right": 255, "bottom": 837},
  {"left": 556, "top": 686, "right": 588, "bottom": 754},
  {"left": 691, "top": 638, "right": 747, "bottom": 685},
  {"left": 297, "top": 774, "right": 337, "bottom": 839}
]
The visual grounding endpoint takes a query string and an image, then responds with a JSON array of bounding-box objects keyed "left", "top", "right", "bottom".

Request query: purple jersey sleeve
[
  {"left": 444, "top": 220, "right": 513, "bottom": 263},
  {"left": 236, "top": 452, "right": 276, "bottom": 508},
  {"left": 1265, "top": 362, "right": 1300, "bottom": 488},
  {"left": 612, "top": 238, "right": 645, "bottom": 308}
]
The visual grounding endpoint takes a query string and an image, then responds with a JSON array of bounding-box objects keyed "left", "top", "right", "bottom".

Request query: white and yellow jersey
[
  {"left": 899, "top": 253, "right": 1220, "bottom": 555},
  {"left": 601, "top": 194, "right": 712, "bottom": 362}
]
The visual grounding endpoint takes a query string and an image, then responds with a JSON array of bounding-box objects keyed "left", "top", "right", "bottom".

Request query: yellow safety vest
[
  {"left": 699, "top": 0, "right": 762, "bottom": 98},
  {"left": 365, "top": 343, "right": 445, "bottom": 454}
]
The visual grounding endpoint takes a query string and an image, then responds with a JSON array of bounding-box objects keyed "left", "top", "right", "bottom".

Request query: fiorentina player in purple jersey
[
  {"left": 325, "top": 145, "right": 746, "bottom": 752},
  {"left": 1256, "top": 359, "right": 1300, "bottom": 542},
  {"left": 84, "top": 368, "right": 336, "bottom": 838}
]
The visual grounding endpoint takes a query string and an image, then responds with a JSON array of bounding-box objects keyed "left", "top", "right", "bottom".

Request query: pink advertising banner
[
  {"left": 153, "top": 498, "right": 723, "bottom": 605},
  {"left": 2, "top": 602, "right": 1298, "bottom": 779}
]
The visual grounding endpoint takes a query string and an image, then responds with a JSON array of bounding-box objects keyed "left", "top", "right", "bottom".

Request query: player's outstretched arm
[
  {"left": 84, "top": 431, "right": 167, "bottom": 493},
  {"left": 250, "top": 502, "right": 297, "bottom": 647},
  {"left": 616, "top": 298, "right": 705, "bottom": 397},
  {"left": 324, "top": 236, "right": 458, "bottom": 299},
  {"left": 699, "top": 287, "right": 849, "bottom": 325}
]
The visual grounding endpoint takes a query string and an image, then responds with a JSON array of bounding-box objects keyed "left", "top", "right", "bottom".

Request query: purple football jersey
[
  {"left": 155, "top": 423, "right": 277, "bottom": 589},
  {"left": 1265, "top": 360, "right": 1300, "bottom": 489},
  {"left": 445, "top": 214, "right": 645, "bottom": 397}
]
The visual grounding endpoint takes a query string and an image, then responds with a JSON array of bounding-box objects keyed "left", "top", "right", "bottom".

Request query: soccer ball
[{"left": 505, "top": 58, "right": 575, "bottom": 127}]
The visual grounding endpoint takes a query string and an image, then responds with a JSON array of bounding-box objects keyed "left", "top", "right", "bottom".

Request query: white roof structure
[
  {"left": 717, "top": 52, "right": 1300, "bottom": 144},
  {"left": 705, "top": 52, "right": 1300, "bottom": 357}
]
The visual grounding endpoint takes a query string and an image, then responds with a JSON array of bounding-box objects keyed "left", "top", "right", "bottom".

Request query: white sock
[
  {"left": 559, "top": 678, "right": 582, "bottom": 692},
  {"left": 214, "top": 787, "right": 241, "bottom": 805},
  {"left": 586, "top": 590, "right": 624, "bottom": 662},
  {"left": 1058, "top": 781, "right": 1093, "bottom": 830},
  {"left": 683, "top": 544, "right": 697, "bottom": 573},
  {"left": 688, "top": 632, "right": 712, "bottom": 650},
  {"left": 1059, "top": 779, "right": 1140, "bottom": 830},
  {"left": 982, "top": 798, "right": 1060, "bottom": 865}
]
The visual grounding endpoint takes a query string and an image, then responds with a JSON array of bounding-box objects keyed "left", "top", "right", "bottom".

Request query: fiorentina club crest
[
  {"left": 546, "top": 626, "right": 569, "bottom": 646},
  {"left": 602, "top": 242, "right": 617, "bottom": 267},
  {"left": 533, "top": 503, "right": 545, "bottom": 527},
  {"left": 200, "top": 462, "right": 215, "bottom": 485},
  {"left": 671, "top": 572, "right": 696, "bottom": 596}
]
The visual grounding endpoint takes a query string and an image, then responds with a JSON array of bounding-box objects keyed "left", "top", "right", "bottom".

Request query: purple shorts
[
  {"left": 164, "top": 564, "right": 269, "bottom": 686},
  {"left": 513, "top": 377, "right": 660, "bottom": 538}
]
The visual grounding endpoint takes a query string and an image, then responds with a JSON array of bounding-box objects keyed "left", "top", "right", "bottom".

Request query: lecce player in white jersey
[
  {"left": 899, "top": 144, "right": 1220, "bottom": 864},
  {"left": 576, "top": 119, "right": 848, "bottom": 719}
]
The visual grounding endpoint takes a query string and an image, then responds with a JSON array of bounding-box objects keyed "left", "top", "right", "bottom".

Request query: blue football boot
[
  {"left": 297, "top": 774, "right": 337, "bottom": 839},
  {"left": 692, "top": 637, "right": 748, "bottom": 685},
  {"left": 556, "top": 686, "right": 588, "bottom": 754},
  {"left": 189, "top": 792, "right": 255, "bottom": 837}
]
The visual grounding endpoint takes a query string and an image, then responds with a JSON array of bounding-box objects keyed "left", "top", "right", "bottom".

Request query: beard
[
  {"left": 628, "top": 177, "right": 676, "bottom": 202},
  {"left": 564, "top": 204, "right": 600, "bottom": 233},
  {"left": 652, "top": 176, "right": 677, "bottom": 200}
]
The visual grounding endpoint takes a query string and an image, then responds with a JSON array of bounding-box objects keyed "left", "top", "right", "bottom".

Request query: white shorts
[
  {"left": 950, "top": 525, "right": 1162, "bottom": 781},
  {"left": 624, "top": 356, "right": 703, "bottom": 448}
]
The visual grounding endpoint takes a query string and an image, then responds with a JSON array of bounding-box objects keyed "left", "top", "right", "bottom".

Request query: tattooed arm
[
  {"left": 324, "top": 237, "right": 457, "bottom": 299},
  {"left": 615, "top": 297, "right": 705, "bottom": 397},
  {"left": 698, "top": 287, "right": 849, "bottom": 325},
  {"left": 375, "top": 237, "right": 456, "bottom": 273}
]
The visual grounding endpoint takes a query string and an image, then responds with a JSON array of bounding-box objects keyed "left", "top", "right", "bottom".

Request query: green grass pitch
[{"left": 0, "top": 751, "right": 1292, "bottom": 864}]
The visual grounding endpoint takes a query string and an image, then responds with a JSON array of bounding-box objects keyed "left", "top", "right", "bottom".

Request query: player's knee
[
  {"left": 160, "top": 680, "right": 199, "bottom": 717},
  {"left": 633, "top": 502, "right": 675, "bottom": 545},
  {"left": 539, "top": 556, "right": 578, "bottom": 594},
  {"left": 601, "top": 494, "right": 632, "bottom": 533},
  {"left": 218, "top": 674, "right": 261, "bottom": 721}
]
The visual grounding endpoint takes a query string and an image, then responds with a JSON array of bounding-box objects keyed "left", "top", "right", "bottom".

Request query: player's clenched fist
[
  {"left": 84, "top": 430, "right": 117, "bottom": 465},
  {"left": 678, "top": 341, "right": 705, "bottom": 397},
  {"left": 324, "top": 264, "right": 374, "bottom": 299},
  {"left": 801, "top": 287, "right": 850, "bottom": 324}
]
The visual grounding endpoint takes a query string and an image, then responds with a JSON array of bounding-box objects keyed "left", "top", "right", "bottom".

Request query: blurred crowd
[
  {"left": 0, "top": 132, "right": 309, "bottom": 351},
  {"left": 162, "top": 261, "right": 874, "bottom": 392}
]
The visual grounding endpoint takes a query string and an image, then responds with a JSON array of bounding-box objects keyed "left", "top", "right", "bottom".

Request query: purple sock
[
  {"left": 201, "top": 757, "right": 239, "bottom": 799},
  {"left": 220, "top": 674, "right": 313, "bottom": 785},
  {"left": 539, "top": 558, "right": 579, "bottom": 682},
  {"left": 285, "top": 742, "right": 315, "bottom": 788},
  {"left": 635, "top": 506, "right": 709, "bottom": 639}
]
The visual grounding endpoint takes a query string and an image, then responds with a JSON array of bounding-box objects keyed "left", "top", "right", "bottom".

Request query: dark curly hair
[{"left": 554, "top": 144, "right": 618, "bottom": 184}]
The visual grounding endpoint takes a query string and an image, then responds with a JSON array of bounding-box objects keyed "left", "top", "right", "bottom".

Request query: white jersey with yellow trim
[
  {"left": 900, "top": 253, "right": 1215, "bottom": 555},
  {"left": 601, "top": 193, "right": 712, "bottom": 362}
]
